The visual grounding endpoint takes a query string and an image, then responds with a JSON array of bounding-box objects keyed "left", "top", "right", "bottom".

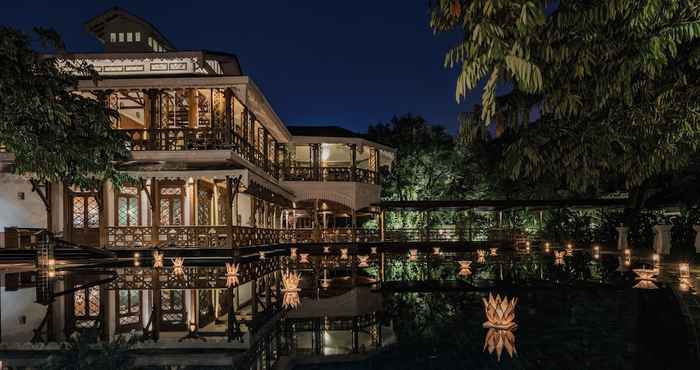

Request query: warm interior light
[
  {"left": 340, "top": 248, "right": 348, "bottom": 260},
  {"left": 172, "top": 257, "right": 185, "bottom": 277},
  {"left": 153, "top": 251, "right": 164, "bottom": 269},
  {"left": 299, "top": 253, "right": 309, "bottom": 263},
  {"left": 358, "top": 255, "right": 370, "bottom": 267}
]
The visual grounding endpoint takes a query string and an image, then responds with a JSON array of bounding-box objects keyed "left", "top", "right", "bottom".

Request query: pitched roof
[
  {"left": 84, "top": 6, "right": 175, "bottom": 50},
  {"left": 287, "top": 125, "right": 366, "bottom": 139}
]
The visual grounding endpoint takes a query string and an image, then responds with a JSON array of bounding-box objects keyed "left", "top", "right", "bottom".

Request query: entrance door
[{"left": 70, "top": 192, "right": 100, "bottom": 246}]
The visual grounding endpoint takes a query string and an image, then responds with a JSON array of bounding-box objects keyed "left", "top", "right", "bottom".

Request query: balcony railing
[
  {"left": 286, "top": 167, "right": 379, "bottom": 185},
  {"left": 106, "top": 225, "right": 288, "bottom": 248},
  {"left": 119, "top": 128, "right": 279, "bottom": 178}
]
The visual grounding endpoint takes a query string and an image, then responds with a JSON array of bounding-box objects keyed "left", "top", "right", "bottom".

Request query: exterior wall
[
  {"left": 0, "top": 274, "right": 47, "bottom": 343},
  {"left": 283, "top": 181, "right": 382, "bottom": 210},
  {"left": 0, "top": 174, "right": 46, "bottom": 247}
]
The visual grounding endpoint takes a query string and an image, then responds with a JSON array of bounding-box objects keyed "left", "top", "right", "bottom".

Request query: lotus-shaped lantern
[
  {"left": 225, "top": 262, "right": 239, "bottom": 288},
  {"left": 482, "top": 293, "right": 518, "bottom": 331},
  {"left": 371, "top": 247, "right": 377, "bottom": 254},
  {"left": 633, "top": 268, "right": 658, "bottom": 289},
  {"left": 340, "top": 248, "right": 349, "bottom": 260},
  {"left": 484, "top": 327, "right": 517, "bottom": 361},
  {"left": 409, "top": 249, "right": 418, "bottom": 262},
  {"left": 259, "top": 251, "right": 266, "bottom": 260},
  {"left": 433, "top": 247, "right": 441, "bottom": 255},
  {"left": 477, "top": 249, "right": 487, "bottom": 264},
  {"left": 323, "top": 246, "right": 330, "bottom": 254},
  {"left": 566, "top": 244, "right": 573, "bottom": 256},
  {"left": 153, "top": 250, "right": 164, "bottom": 269},
  {"left": 554, "top": 251, "right": 565, "bottom": 265},
  {"left": 490, "top": 248, "right": 498, "bottom": 257},
  {"left": 172, "top": 257, "right": 185, "bottom": 277},
  {"left": 281, "top": 270, "right": 301, "bottom": 309},
  {"left": 358, "top": 255, "right": 370, "bottom": 267},
  {"left": 457, "top": 260, "right": 472, "bottom": 277},
  {"left": 299, "top": 253, "right": 310, "bottom": 264}
]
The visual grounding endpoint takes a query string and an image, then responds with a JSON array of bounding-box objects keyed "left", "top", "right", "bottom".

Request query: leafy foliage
[
  {"left": 0, "top": 27, "right": 129, "bottom": 188},
  {"left": 430, "top": 1, "right": 700, "bottom": 200},
  {"left": 39, "top": 332, "right": 137, "bottom": 370}
]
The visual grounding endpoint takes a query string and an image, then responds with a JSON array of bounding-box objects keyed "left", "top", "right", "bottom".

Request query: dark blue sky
[{"left": 1, "top": 0, "right": 482, "bottom": 134}]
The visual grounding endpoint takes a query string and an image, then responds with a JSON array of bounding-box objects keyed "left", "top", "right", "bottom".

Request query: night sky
[{"left": 1, "top": 1, "right": 482, "bottom": 134}]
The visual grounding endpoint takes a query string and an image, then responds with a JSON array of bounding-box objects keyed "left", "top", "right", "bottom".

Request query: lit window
[
  {"left": 148, "top": 37, "right": 152, "bottom": 47},
  {"left": 110, "top": 33, "right": 116, "bottom": 42},
  {"left": 126, "top": 32, "right": 132, "bottom": 42},
  {"left": 135, "top": 32, "right": 141, "bottom": 42},
  {"left": 118, "top": 33, "right": 124, "bottom": 42}
]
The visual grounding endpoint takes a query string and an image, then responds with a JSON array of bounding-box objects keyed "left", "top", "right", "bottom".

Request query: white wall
[
  {"left": 1, "top": 284, "right": 47, "bottom": 343},
  {"left": 0, "top": 174, "right": 47, "bottom": 246}
]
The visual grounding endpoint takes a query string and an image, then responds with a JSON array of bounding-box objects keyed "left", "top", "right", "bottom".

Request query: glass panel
[
  {"left": 119, "top": 290, "right": 129, "bottom": 314},
  {"left": 86, "top": 197, "right": 99, "bottom": 228},
  {"left": 130, "top": 290, "right": 140, "bottom": 313},
  {"left": 74, "top": 289, "right": 86, "bottom": 316},
  {"left": 321, "top": 144, "right": 351, "bottom": 167},
  {"left": 173, "top": 290, "right": 183, "bottom": 310},
  {"left": 197, "top": 89, "right": 212, "bottom": 127},
  {"left": 118, "top": 197, "right": 128, "bottom": 226},
  {"left": 72, "top": 197, "right": 85, "bottom": 228},
  {"left": 162, "top": 290, "right": 172, "bottom": 310},
  {"left": 128, "top": 198, "right": 138, "bottom": 226},
  {"left": 294, "top": 145, "right": 311, "bottom": 167},
  {"left": 160, "top": 199, "right": 170, "bottom": 225},
  {"left": 88, "top": 287, "right": 100, "bottom": 316},
  {"left": 172, "top": 199, "right": 182, "bottom": 225},
  {"left": 198, "top": 188, "right": 211, "bottom": 225},
  {"left": 212, "top": 89, "right": 225, "bottom": 127}
]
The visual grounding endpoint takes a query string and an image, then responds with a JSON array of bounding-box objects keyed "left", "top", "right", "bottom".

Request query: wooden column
[
  {"left": 147, "top": 89, "right": 159, "bottom": 150},
  {"left": 152, "top": 269, "right": 161, "bottom": 341},
  {"left": 225, "top": 176, "right": 234, "bottom": 249},
  {"left": 250, "top": 279, "right": 258, "bottom": 332},
  {"left": 151, "top": 178, "right": 160, "bottom": 244},
  {"left": 187, "top": 89, "right": 197, "bottom": 128},
  {"left": 98, "top": 181, "right": 108, "bottom": 248},
  {"left": 224, "top": 89, "right": 233, "bottom": 145},
  {"left": 62, "top": 185, "right": 72, "bottom": 243},
  {"left": 379, "top": 209, "right": 385, "bottom": 242},
  {"left": 350, "top": 144, "right": 357, "bottom": 181}
]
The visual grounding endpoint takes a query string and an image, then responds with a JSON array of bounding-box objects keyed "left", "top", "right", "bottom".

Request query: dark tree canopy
[
  {"left": 430, "top": 1, "right": 700, "bottom": 206},
  {"left": 0, "top": 27, "right": 129, "bottom": 189}
]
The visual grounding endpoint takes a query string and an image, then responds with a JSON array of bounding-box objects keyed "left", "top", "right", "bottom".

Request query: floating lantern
[
  {"left": 458, "top": 260, "right": 472, "bottom": 277},
  {"left": 134, "top": 260, "right": 140, "bottom": 267},
  {"left": 358, "top": 255, "right": 370, "bottom": 267},
  {"left": 633, "top": 268, "right": 658, "bottom": 289},
  {"left": 433, "top": 247, "right": 441, "bottom": 255},
  {"left": 409, "top": 249, "right": 418, "bottom": 262},
  {"left": 566, "top": 244, "right": 573, "bottom": 256},
  {"left": 652, "top": 253, "right": 660, "bottom": 265},
  {"left": 679, "top": 263, "right": 692, "bottom": 290},
  {"left": 554, "top": 251, "right": 565, "bottom": 265},
  {"left": 259, "top": 251, "right": 266, "bottom": 260},
  {"left": 371, "top": 247, "right": 378, "bottom": 254},
  {"left": 477, "top": 249, "right": 487, "bottom": 264},
  {"left": 482, "top": 293, "right": 518, "bottom": 330},
  {"left": 299, "top": 253, "right": 310, "bottom": 264},
  {"left": 281, "top": 270, "right": 301, "bottom": 309},
  {"left": 290, "top": 247, "right": 297, "bottom": 259},
  {"left": 172, "top": 257, "right": 185, "bottom": 277},
  {"left": 490, "top": 248, "right": 498, "bottom": 257},
  {"left": 323, "top": 246, "right": 330, "bottom": 254},
  {"left": 340, "top": 248, "right": 349, "bottom": 260},
  {"left": 225, "top": 262, "right": 239, "bottom": 288},
  {"left": 624, "top": 248, "right": 631, "bottom": 257},
  {"left": 153, "top": 251, "right": 164, "bottom": 269}
]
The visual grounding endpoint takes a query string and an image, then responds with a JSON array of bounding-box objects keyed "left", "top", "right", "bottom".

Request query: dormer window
[
  {"left": 135, "top": 32, "right": 141, "bottom": 42},
  {"left": 118, "top": 33, "right": 124, "bottom": 42},
  {"left": 110, "top": 33, "right": 116, "bottom": 42},
  {"left": 126, "top": 32, "right": 133, "bottom": 42}
]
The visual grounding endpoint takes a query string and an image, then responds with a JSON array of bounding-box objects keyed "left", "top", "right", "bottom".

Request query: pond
[{"left": 0, "top": 246, "right": 696, "bottom": 370}]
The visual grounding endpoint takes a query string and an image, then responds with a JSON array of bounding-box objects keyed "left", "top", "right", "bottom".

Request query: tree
[
  {"left": 0, "top": 27, "right": 129, "bottom": 189},
  {"left": 367, "top": 114, "right": 490, "bottom": 228},
  {"left": 430, "top": 1, "right": 700, "bottom": 209}
]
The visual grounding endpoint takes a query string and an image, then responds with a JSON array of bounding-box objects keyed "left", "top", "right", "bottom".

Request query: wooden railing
[
  {"left": 105, "top": 226, "right": 495, "bottom": 248},
  {"left": 286, "top": 167, "right": 379, "bottom": 185},
  {"left": 119, "top": 128, "right": 280, "bottom": 178}
]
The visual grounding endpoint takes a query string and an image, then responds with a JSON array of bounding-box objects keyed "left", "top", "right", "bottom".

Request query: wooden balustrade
[
  {"left": 119, "top": 128, "right": 280, "bottom": 178},
  {"left": 286, "top": 166, "right": 379, "bottom": 185}
]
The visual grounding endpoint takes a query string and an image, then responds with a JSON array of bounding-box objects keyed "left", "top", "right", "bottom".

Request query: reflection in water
[
  {"left": 340, "top": 248, "right": 349, "bottom": 260},
  {"left": 433, "top": 247, "right": 441, "bottom": 256},
  {"left": 633, "top": 268, "right": 658, "bottom": 289},
  {"left": 320, "top": 268, "right": 331, "bottom": 289},
  {"left": 457, "top": 261, "right": 472, "bottom": 277},
  {"left": 544, "top": 242, "right": 550, "bottom": 253},
  {"left": 290, "top": 247, "right": 298, "bottom": 260},
  {"left": 483, "top": 327, "right": 517, "bottom": 362},
  {"left": 554, "top": 251, "right": 565, "bottom": 265},
  {"left": 299, "top": 253, "right": 310, "bottom": 264},
  {"left": 172, "top": 257, "right": 185, "bottom": 277},
  {"left": 679, "top": 263, "right": 692, "bottom": 291},
  {"left": 259, "top": 251, "right": 266, "bottom": 260},
  {"left": 152, "top": 250, "right": 164, "bottom": 269},
  {"left": 225, "top": 262, "right": 239, "bottom": 288},
  {"left": 282, "top": 270, "right": 302, "bottom": 308},
  {"left": 358, "top": 255, "right": 370, "bottom": 267},
  {"left": 371, "top": 247, "right": 377, "bottom": 254},
  {"left": 490, "top": 248, "right": 498, "bottom": 257},
  {"left": 566, "top": 244, "right": 574, "bottom": 256},
  {"left": 409, "top": 249, "right": 418, "bottom": 262}
]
